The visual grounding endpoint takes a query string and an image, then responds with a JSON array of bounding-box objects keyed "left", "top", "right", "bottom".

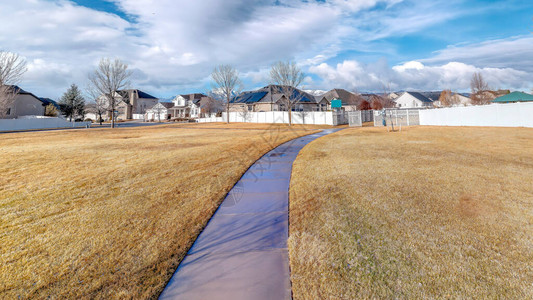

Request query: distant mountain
[{"left": 304, "top": 89, "right": 328, "bottom": 97}]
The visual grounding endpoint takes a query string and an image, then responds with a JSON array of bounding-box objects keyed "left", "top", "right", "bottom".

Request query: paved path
[{"left": 160, "top": 129, "right": 339, "bottom": 300}]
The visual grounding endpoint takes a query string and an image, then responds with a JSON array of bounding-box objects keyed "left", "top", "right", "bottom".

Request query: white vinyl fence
[
  {"left": 215, "top": 111, "right": 341, "bottom": 125},
  {"left": 419, "top": 102, "right": 533, "bottom": 128},
  {"left": 0, "top": 117, "right": 91, "bottom": 132},
  {"left": 197, "top": 116, "right": 224, "bottom": 123}
]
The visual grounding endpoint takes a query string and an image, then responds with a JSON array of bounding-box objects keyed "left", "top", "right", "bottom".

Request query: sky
[{"left": 1, "top": 0, "right": 532, "bottom": 99}]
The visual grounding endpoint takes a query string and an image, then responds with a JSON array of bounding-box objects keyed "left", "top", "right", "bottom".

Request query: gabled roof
[
  {"left": 232, "top": 91, "right": 268, "bottom": 104},
  {"left": 117, "top": 89, "right": 157, "bottom": 99},
  {"left": 39, "top": 97, "right": 59, "bottom": 108},
  {"left": 322, "top": 89, "right": 357, "bottom": 105},
  {"left": 149, "top": 102, "right": 174, "bottom": 110},
  {"left": 137, "top": 90, "right": 157, "bottom": 99},
  {"left": 404, "top": 91, "right": 433, "bottom": 103},
  {"left": 231, "top": 85, "right": 317, "bottom": 104},
  {"left": 493, "top": 91, "right": 533, "bottom": 103},
  {"left": 159, "top": 102, "right": 175, "bottom": 109},
  {"left": 8, "top": 85, "right": 43, "bottom": 103},
  {"left": 420, "top": 91, "right": 442, "bottom": 102}
]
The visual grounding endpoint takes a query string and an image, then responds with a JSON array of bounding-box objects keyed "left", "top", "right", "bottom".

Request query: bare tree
[
  {"left": 200, "top": 96, "right": 221, "bottom": 118},
  {"left": 270, "top": 61, "right": 305, "bottom": 126},
  {"left": 0, "top": 51, "right": 27, "bottom": 118},
  {"left": 152, "top": 103, "right": 165, "bottom": 123},
  {"left": 470, "top": 72, "right": 489, "bottom": 94},
  {"left": 211, "top": 65, "right": 242, "bottom": 123},
  {"left": 239, "top": 105, "right": 251, "bottom": 122},
  {"left": 88, "top": 58, "right": 131, "bottom": 128},
  {"left": 470, "top": 72, "right": 492, "bottom": 105},
  {"left": 86, "top": 85, "right": 108, "bottom": 125}
]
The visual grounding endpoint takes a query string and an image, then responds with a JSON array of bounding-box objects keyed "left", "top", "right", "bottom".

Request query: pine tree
[{"left": 59, "top": 84, "right": 85, "bottom": 121}]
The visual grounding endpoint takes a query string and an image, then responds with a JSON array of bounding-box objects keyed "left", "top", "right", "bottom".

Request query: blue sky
[{"left": 1, "top": 0, "right": 532, "bottom": 99}]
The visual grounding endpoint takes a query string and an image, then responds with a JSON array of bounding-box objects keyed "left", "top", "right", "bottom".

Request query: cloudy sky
[{"left": 1, "top": 0, "right": 532, "bottom": 99}]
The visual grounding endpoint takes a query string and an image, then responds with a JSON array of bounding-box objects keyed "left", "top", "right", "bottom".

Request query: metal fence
[
  {"left": 348, "top": 111, "right": 362, "bottom": 127},
  {"left": 333, "top": 111, "right": 349, "bottom": 126},
  {"left": 374, "top": 109, "right": 420, "bottom": 127},
  {"left": 361, "top": 110, "right": 374, "bottom": 123}
]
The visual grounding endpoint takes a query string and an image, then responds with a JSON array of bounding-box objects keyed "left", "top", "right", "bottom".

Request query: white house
[
  {"left": 168, "top": 94, "right": 207, "bottom": 118},
  {"left": 394, "top": 92, "right": 435, "bottom": 108},
  {"left": 146, "top": 102, "right": 174, "bottom": 121}
]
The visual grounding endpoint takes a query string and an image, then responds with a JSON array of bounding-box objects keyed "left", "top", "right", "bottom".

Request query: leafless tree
[
  {"left": 239, "top": 105, "right": 251, "bottom": 122},
  {"left": 211, "top": 65, "right": 242, "bottom": 123},
  {"left": 86, "top": 85, "right": 108, "bottom": 125},
  {"left": 0, "top": 51, "right": 27, "bottom": 118},
  {"left": 470, "top": 72, "right": 492, "bottom": 105},
  {"left": 152, "top": 103, "right": 165, "bottom": 123},
  {"left": 470, "top": 72, "right": 489, "bottom": 94},
  {"left": 88, "top": 58, "right": 131, "bottom": 128},
  {"left": 200, "top": 96, "right": 221, "bottom": 118},
  {"left": 270, "top": 61, "right": 305, "bottom": 126}
]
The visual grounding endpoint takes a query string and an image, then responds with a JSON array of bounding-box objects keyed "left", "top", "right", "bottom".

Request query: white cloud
[
  {"left": 309, "top": 60, "right": 532, "bottom": 92},
  {"left": 1, "top": 0, "right": 530, "bottom": 99},
  {"left": 421, "top": 35, "right": 533, "bottom": 72}
]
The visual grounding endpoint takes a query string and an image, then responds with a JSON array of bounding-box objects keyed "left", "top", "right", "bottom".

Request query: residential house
[
  {"left": 231, "top": 85, "right": 319, "bottom": 112},
  {"left": 146, "top": 102, "right": 174, "bottom": 121},
  {"left": 115, "top": 89, "right": 159, "bottom": 120},
  {"left": 394, "top": 91, "right": 437, "bottom": 108},
  {"left": 2, "top": 85, "right": 46, "bottom": 119},
  {"left": 317, "top": 89, "right": 359, "bottom": 111},
  {"left": 492, "top": 91, "right": 533, "bottom": 103},
  {"left": 168, "top": 94, "right": 216, "bottom": 119}
]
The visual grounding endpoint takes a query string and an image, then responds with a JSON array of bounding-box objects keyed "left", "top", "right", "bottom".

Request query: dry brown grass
[
  {"left": 289, "top": 126, "right": 533, "bottom": 299},
  {"left": 0, "top": 124, "right": 317, "bottom": 299}
]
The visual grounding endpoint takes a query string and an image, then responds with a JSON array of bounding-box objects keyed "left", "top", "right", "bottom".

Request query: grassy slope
[
  {"left": 0, "top": 124, "right": 317, "bottom": 299},
  {"left": 289, "top": 126, "right": 533, "bottom": 299}
]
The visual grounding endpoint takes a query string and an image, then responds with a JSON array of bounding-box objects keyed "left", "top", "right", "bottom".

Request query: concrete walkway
[{"left": 160, "top": 129, "right": 338, "bottom": 300}]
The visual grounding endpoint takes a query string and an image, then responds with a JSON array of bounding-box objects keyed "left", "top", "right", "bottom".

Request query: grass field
[
  {"left": 289, "top": 126, "right": 533, "bottom": 299},
  {"left": 0, "top": 123, "right": 318, "bottom": 299}
]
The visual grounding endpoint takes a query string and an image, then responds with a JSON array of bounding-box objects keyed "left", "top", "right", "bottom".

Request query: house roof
[
  {"left": 137, "top": 90, "right": 157, "bottom": 99},
  {"left": 404, "top": 91, "right": 433, "bottom": 103},
  {"left": 231, "top": 85, "right": 316, "bottom": 104},
  {"left": 233, "top": 91, "right": 268, "bottom": 104},
  {"left": 118, "top": 89, "right": 157, "bottom": 99},
  {"left": 39, "top": 97, "right": 59, "bottom": 108},
  {"left": 159, "top": 102, "right": 175, "bottom": 108},
  {"left": 420, "top": 91, "right": 442, "bottom": 101},
  {"left": 492, "top": 91, "right": 533, "bottom": 103},
  {"left": 322, "top": 89, "right": 357, "bottom": 105},
  {"left": 8, "top": 85, "right": 43, "bottom": 103}
]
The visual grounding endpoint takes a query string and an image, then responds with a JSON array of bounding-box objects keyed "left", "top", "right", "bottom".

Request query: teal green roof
[{"left": 493, "top": 91, "right": 533, "bottom": 103}]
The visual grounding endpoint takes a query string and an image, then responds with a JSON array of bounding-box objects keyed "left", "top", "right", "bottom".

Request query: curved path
[{"left": 160, "top": 129, "right": 339, "bottom": 300}]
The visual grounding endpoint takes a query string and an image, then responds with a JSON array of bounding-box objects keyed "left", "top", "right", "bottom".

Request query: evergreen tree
[{"left": 59, "top": 84, "right": 85, "bottom": 121}]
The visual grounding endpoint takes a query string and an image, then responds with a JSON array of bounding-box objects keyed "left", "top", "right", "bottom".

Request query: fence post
[{"left": 406, "top": 109, "right": 410, "bottom": 126}]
